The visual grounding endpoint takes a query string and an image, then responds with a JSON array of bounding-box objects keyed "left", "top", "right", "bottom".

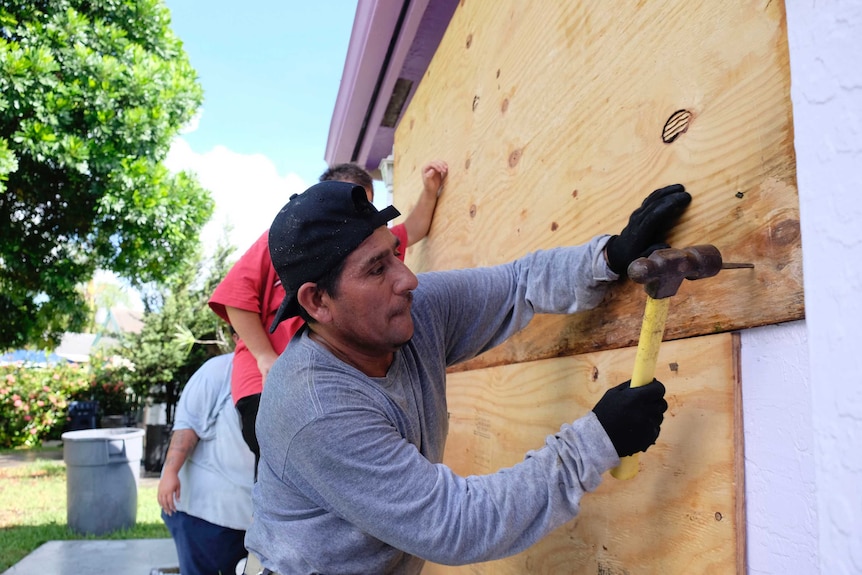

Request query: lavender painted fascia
[
  {"left": 325, "top": 0, "right": 404, "bottom": 167},
  {"left": 357, "top": 0, "right": 459, "bottom": 171},
  {"left": 326, "top": 0, "right": 458, "bottom": 171}
]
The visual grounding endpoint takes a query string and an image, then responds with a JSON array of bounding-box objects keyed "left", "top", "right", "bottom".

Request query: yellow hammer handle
[{"left": 609, "top": 295, "right": 670, "bottom": 480}]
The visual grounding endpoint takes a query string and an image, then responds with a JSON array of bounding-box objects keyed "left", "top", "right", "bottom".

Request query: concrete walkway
[{"left": 1, "top": 539, "right": 178, "bottom": 575}]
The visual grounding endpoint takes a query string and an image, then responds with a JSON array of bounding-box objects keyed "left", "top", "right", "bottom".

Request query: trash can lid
[{"left": 62, "top": 427, "right": 146, "bottom": 441}]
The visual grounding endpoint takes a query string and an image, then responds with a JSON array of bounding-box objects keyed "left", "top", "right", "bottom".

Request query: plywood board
[
  {"left": 423, "top": 333, "right": 743, "bottom": 574},
  {"left": 393, "top": 0, "right": 800, "bottom": 370}
]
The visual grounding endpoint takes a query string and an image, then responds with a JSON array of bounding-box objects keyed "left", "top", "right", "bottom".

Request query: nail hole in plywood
[
  {"left": 662, "top": 109, "right": 693, "bottom": 143},
  {"left": 508, "top": 148, "right": 522, "bottom": 167}
]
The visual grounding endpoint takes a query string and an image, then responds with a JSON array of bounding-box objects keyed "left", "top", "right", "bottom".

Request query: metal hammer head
[{"left": 627, "top": 245, "right": 723, "bottom": 299}]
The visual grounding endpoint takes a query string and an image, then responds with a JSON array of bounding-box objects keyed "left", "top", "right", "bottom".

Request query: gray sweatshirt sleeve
[
  {"left": 415, "top": 234, "right": 617, "bottom": 366},
  {"left": 285, "top": 403, "right": 619, "bottom": 565}
]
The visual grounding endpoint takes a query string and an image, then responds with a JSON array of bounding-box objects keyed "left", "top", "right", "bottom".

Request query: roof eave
[{"left": 325, "top": 0, "right": 457, "bottom": 172}]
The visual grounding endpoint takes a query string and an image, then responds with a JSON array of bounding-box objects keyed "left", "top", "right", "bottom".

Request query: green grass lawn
[{"left": 0, "top": 448, "right": 169, "bottom": 571}]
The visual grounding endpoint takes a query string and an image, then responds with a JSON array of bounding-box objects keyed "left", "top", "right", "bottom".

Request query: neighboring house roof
[
  {"left": 54, "top": 332, "right": 119, "bottom": 363},
  {"left": 1, "top": 307, "right": 141, "bottom": 367},
  {"left": 104, "top": 307, "right": 144, "bottom": 334},
  {"left": 55, "top": 304, "right": 144, "bottom": 363},
  {"left": 325, "top": 0, "right": 458, "bottom": 172}
]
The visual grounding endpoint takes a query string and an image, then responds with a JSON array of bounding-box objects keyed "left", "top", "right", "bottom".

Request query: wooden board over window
[
  {"left": 392, "top": 0, "right": 799, "bottom": 370},
  {"left": 423, "top": 333, "right": 744, "bottom": 574}
]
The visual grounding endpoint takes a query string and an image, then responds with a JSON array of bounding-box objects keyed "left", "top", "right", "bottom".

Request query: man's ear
[{"left": 296, "top": 282, "right": 332, "bottom": 323}]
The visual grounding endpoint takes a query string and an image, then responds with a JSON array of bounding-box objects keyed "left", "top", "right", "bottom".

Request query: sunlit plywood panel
[
  {"left": 393, "top": 0, "right": 798, "bottom": 369},
  {"left": 423, "top": 333, "right": 743, "bottom": 574}
]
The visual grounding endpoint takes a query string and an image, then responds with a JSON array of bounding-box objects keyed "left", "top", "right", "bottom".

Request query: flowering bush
[
  {"left": 0, "top": 352, "right": 140, "bottom": 448},
  {"left": 0, "top": 363, "right": 90, "bottom": 448},
  {"left": 70, "top": 353, "right": 136, "bottom": 417}
]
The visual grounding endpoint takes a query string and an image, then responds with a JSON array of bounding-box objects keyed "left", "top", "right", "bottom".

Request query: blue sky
[{"left": 161, "top": 0, "right": 359, "bottom": 254}]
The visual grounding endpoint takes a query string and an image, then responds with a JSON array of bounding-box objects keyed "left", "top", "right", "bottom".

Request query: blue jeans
[{"left": 162, "top": 509, "right": 247, "bottom": 575}]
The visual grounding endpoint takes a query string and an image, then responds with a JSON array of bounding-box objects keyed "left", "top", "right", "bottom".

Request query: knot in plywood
[{"left": 662, "top": 109, "right": 693, "bottom": 143}]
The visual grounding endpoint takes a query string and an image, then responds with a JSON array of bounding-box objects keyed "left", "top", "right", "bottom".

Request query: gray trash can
[{"left": 62, "top": 427, "right": 146, "bottom": 535}]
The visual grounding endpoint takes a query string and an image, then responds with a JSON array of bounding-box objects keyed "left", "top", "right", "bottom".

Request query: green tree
[
  {"left": 118, "top": 234, "right": 236, "bottom": 424},
  {"left": 0, "top": 0, "right": 213, "bottom": 350}
]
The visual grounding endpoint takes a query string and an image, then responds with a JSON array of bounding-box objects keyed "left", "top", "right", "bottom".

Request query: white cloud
[
  {"left": 165, "top": 138, "right": 307, "bottom": 257},
  {"left": 179, "top": 109, "right": 203, "bottom": 135}
]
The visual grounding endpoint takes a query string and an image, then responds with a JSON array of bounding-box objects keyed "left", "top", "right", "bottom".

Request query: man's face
[{"left": 322, "top": 226, "right": 418, "bottom": 354}]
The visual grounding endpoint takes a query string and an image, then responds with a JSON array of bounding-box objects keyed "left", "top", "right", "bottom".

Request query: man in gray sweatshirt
[{"left": 246, "top": 180, "right": 690, "bottom": 574}]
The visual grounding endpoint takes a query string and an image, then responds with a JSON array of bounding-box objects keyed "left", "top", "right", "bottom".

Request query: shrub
[
  {"left": 0, "top": 363, "right": 90, "bottom": 448},
  {"left": 69, "top": 353, "right": 136, "bottom": 417}
]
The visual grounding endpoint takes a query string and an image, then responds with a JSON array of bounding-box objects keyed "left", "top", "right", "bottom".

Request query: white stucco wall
[
  {"left": 741, "top": 321, "right": 818, "bottom": 574},
  {"left": 742, "top": 3, "right": 861, "bottom": 574}
]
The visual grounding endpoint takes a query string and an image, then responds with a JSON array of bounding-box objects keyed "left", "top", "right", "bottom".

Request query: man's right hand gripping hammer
[
  {"left": 600, "top": 183, "right": 691, "bottom": 478},
  {"left": 592, "top": 379, "right": 668, "bottom": 458}
]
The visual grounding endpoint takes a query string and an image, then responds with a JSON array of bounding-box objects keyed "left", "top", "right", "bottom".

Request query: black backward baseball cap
[{"left": 268, "top": 180, "right": 400, "bottom": 332}]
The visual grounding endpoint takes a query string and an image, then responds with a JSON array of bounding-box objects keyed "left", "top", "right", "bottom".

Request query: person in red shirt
[{"left": 208, "top": 161, "right": 448, "bottom": 468}]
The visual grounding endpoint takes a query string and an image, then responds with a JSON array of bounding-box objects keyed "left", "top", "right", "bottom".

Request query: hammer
[{"left": 610, "top": 244, "right": 753, "bottom": 480}]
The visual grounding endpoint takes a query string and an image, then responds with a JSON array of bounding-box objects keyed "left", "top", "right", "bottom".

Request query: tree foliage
[
  {"left": 115, "top": 235, "right": 236, "bottom": 425},
  {"left": 0, "top": 236, "right": 236, "bottom": 448},
  {"left": 0, "top": 0, "right": 213, "bottom": 350}
]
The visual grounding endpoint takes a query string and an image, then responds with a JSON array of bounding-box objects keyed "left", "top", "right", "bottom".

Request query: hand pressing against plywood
[
  {"left": 592, "top": 378, "right": 668, "bottom": 457},
  {"left": 401, "top": 160, "right": 448, "bottom": 247},
  {"left": 605, "top": 184, "right": 692, "bottom": 277}
]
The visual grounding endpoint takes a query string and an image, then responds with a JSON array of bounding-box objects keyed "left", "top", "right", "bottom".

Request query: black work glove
[
  {"left": 592, "top": 379, "right": 668, "bottom": 458},
  {"left": 605, "top": 184, "right": 692, "bottom": 277}
]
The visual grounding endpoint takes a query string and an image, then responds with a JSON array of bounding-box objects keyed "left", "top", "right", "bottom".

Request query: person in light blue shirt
[
  {"left": 158, "top": 336, "right": 255, "bottom": 575},
  {"left": 247, "top": 181, "right": 690, "bottom": 574}
]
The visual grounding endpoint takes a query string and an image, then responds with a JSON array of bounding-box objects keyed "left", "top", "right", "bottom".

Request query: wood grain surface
[
  {"left": 423, "top": 333, "right": 743, "bottom": 574},
  {"left": 392, "top": 0, "right": 799, "bottom": 371}
]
